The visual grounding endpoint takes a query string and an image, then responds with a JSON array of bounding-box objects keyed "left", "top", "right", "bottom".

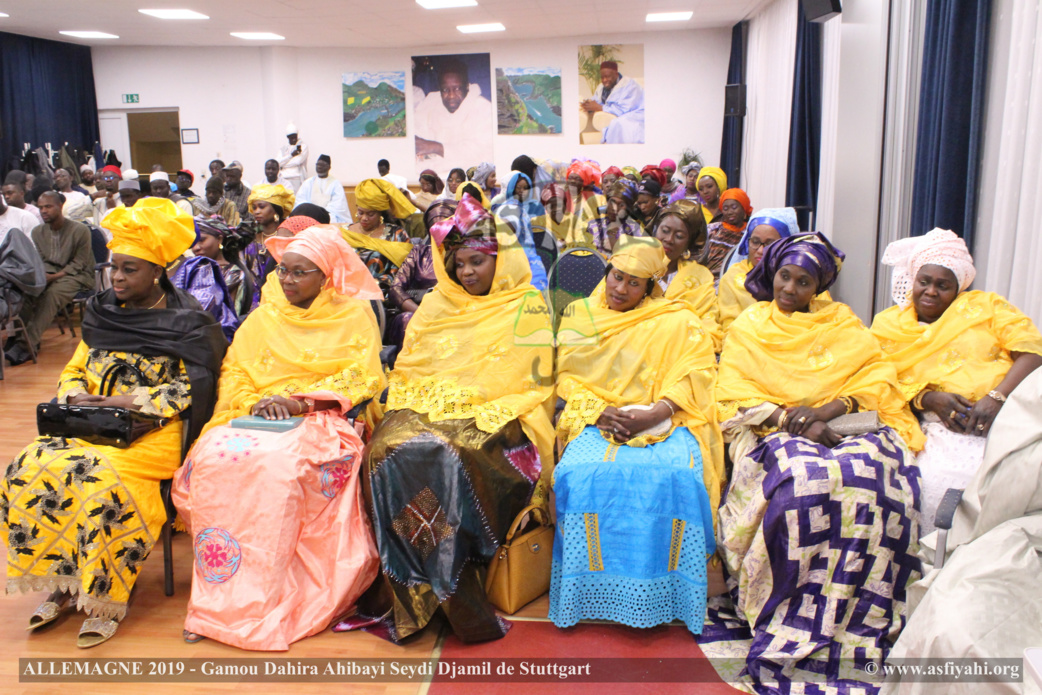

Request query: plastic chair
[{"left": 546, "top": 246, "right": 607, "bottom": 329}]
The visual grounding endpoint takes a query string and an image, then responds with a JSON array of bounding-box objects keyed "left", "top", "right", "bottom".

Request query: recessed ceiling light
[
  {"left": 646, "top": 11, "right": 693, "bottom": 22},
  {"left": 457, "top": 22, "right": 504, "bottom": 33},
  {"left": 417, "top": 0, "right": 477, "bottom": 8},
  {"left": 0, "top": 12, "right": 9, "bottom": 17},
  {"left": 139, "top": 9, "right": 209, "bottom": 20},
  {"left": 60, "top": 31, "right": 120, "bottom": 39},
  {"left": 230, "top": 32, "right": 285, "bottom": 40}
]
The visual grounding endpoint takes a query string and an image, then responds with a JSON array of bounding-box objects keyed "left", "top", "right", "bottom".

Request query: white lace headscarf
[{"left": 881, "top": 228, "right": 976, "bottom": 308}]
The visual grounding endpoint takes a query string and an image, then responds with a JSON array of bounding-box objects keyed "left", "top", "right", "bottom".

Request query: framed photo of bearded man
[
  {"left": 412, "top": 52, "right": 494, "bottom": 178},
  {"left": 578, "top": 44, "right": 645, "bottom": 145}
]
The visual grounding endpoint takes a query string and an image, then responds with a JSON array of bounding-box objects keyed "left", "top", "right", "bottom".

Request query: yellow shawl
[
  {"left": 534, "top": 213, "right": 595, "bottom": 249},
  {"left": 205, "top": 280, "right": 385, "bottom": 431},
  {"left": 388, "top": 225, "right": 556, "bottom": 477},
  {"left": 337, "top": 225, "right": 413, "bottom": 267},
  {"left": 665, "top": 260, "right": 723, "bottom": 352},
  {"left": 871, "top": 290, "right": 1042, "bottom": 403},
  {"left": 556, "top": 285, "right": 726, "bottom": 520},
  {"left": 717, "top": 299, "right": 924, "bottom": 450}
]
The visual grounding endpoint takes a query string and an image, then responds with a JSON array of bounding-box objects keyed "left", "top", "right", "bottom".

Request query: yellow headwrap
[
  {"left": 354, "top": 178, "right": 418, "bottom": 220},
  {"left": 697, "top": 166, "right": 727, "bottom": 194},
  {"left": 609, "top": 235, "right": 669, "bottom": 280},
  {"left": 247, "top": 183, "right": 296, "bottom": 216},
  {"left": 106, "top": 197, "right": 195, "bottom": 266}
]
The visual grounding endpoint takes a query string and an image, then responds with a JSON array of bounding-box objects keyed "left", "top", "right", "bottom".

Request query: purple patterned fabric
[
  {"left": 744, "top": 232, "right": 845, "bottom": 302},
  {"left": 170, "top": 256, "right": 240, "bottom": 340}
]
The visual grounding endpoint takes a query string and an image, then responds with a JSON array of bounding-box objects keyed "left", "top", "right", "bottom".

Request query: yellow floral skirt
[{"left": 3, "top": 423, "right": 182, "bottom": 620}]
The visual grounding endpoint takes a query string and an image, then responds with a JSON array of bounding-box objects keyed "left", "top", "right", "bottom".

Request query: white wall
[{"left": 91, "top": 28, "right": 731, "bottom": 189}]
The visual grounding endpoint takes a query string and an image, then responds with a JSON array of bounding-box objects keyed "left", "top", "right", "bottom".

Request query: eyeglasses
[
  {"left": 747, "top": 237, "right": 778, "bottom": 252},
  {"left": 274, "top": 265, "right": 322, "bottom": 281}
]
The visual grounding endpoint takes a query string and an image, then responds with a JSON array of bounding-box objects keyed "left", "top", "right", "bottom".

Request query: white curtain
[
  {"left": 873, "top": 0, "right": 928, "bottom": 313},
  {"left": 975, "top": 0, "right": 1042, "bottom": 326},
  {"left": 814, "top": 15, "right": 842, "bottom": 235},
  {"left": 740, "top": 0, "right": 798, "bottom": 208}
]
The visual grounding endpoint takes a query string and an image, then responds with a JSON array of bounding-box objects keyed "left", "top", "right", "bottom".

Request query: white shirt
[
  {"left": 296, "top": 175, "right": 353, "bottom": 224},
  {"left": 278, "top": 140, "right": 310, "bottom": 181},
  {"left": 0, "top": 205, "right": 39, "bottom": 241},
  {"left": 413, "top": 84, "right": 494, "bottom": 179},
  {"left": 382, "top": 173, "right": 408, "bottom": 190}
]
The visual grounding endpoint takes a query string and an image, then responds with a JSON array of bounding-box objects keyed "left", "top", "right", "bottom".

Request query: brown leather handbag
[{"left": 484, "top": 504, "right": 554, "bottom": 615}]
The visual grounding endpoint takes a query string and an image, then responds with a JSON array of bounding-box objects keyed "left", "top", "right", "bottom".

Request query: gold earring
[
  {"left": 219, "top": 243, "right": 224, "bottom": 249},
  {"left": 154, "top": 278, "right": 159, "bottom": 285}
]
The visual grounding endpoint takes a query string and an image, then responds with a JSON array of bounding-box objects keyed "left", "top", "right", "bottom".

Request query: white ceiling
[{"left": 0, "top": 0, "right": 771, "bottom": 48}]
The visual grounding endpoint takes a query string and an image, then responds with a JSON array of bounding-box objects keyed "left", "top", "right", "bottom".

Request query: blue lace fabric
[{"left": 549, "top": 426, "right": 714, "bottom": 633}]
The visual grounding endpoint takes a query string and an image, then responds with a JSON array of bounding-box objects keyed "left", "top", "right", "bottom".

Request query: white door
[{"left": 98, "top": 110, "right": 132, "bottom": 170}]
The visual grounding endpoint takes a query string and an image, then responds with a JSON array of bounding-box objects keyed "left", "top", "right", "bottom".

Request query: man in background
[
  {"left": 581, "top": 60, "right": 645, "bottom": 144},
  {"left": 0, "top": 183, "right": 39, "bottom": 239},
  {"left": 91, "top": 165, "right": 122, "bottom": 225},
  {"left": 278, "top": 124, "right": 308, "bottom": 192},
  {"left": 2, "top": 173, "right": 44, "bottom": 226},
  {"left": 264, "top": 159, "right": 289, "bottom": 188},
  {"left": 176, "top": 169, "right": 198, "bottom": 198},
  {"left": 6, "top": 191, "right": 94, "bottom": 365},
  {"left": 222, "top": 161, "right": 252, "bottom": 217},
  {"left": 379, "top": 159, "right": 408, "bottom": 189},
  {"left": 118, "top": 180, "right": 145, "bottom": 209},
  {"left": 53, "top": 168, "right": 94, "bottom": 223},
  {"left": 295, "top": 154, "right": 351, "bottom": 224},
  {"left": 150, "top": 171, "right": 194, "bottom": 215},
  {"left": 79, "top": 166, "right": 97, "bottom": 195}
]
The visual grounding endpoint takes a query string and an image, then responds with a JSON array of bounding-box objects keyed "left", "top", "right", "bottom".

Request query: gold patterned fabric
[
  {"left": 870, "top": 290, "right": 1042, "bottom": 402},
  {"left": 3, "top": 344, "right": 190, "bottom": 620},
  {"left": 204, "top": 280, "right": 385, "bottom": 431},
  {"left": 717, "top": 299, "right": 925, "bottom": 451},
  {"left": 388, "top": 223, "right": 555, "bottom": 475}
]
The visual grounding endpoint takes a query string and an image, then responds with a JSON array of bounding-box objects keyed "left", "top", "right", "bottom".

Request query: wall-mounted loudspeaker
[
  {"left": 724, "top": 84, "right": 746, "bottom": 117},
  {"left": 802, "top": 0, "right": 841, "bottom": 23}
]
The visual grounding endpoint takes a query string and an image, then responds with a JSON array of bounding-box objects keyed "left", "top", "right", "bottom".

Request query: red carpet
[{"left": 428, "top": 619, "right": 745, "bottom": 694}]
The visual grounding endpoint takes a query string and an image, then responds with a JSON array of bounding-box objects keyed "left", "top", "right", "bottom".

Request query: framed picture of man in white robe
[
  {"left": 412, "top": 53, "right": 494, "bottom": 178},
  {"left": 578, "top": 44, "right": 646, "bottom": 145}
]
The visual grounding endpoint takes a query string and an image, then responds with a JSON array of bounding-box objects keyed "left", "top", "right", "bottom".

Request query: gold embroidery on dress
[
  {"left": 807, "top": 344, "right": 835, "bottom": 369},
  {"left": 584, "top": 513, "right": 603, "bottom": 572},
  {"left": 668, "top": 519, "right": 686, "bottom": 571}
]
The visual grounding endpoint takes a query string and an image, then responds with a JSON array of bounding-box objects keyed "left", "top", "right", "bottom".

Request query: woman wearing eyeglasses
[
  {"left": 173, "top": 226, "right": 386, "bottom": 651},
  {"left": 717, "top": 208, "right": 832, "bottom": 333}
]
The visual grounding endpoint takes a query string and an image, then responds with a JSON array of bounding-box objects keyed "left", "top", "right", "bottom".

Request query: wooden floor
[{"left": 0, "top": 324, "right": 561, "bottom": 695}]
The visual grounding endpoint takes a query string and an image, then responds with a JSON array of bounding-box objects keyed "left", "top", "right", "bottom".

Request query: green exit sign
[{"left": 122, "top": 94, "right": 140, "bottom": 104}]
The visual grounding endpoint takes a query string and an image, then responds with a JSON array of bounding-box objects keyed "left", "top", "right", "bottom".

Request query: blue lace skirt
[{"left": 548, "top": 426, "right": 714, "bottom": 633}]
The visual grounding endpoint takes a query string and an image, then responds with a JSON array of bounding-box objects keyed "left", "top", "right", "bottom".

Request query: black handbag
[{"left": 36, "top": 361, "right": 168, "bottom": 448}]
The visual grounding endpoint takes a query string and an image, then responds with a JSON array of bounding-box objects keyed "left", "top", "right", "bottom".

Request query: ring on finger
[
  {"left": 797, "top": 416, "right": 807, "bottom": 424},
  {"left": 949, "top": 410, "right": 957, "bottom": 420},
  {"left": 977, "top": 423, "right": 985, "bottom": 431}
]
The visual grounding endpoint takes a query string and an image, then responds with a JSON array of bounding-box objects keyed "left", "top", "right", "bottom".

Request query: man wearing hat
[
  {"left": 222, "top": 161, "right": 252, "bottom": 217},
  {"left": 277, "top": 124, "right": 309, "bottom": 193},
  {"left": 294, "top": 154, "right": 351, "bottom": 224},
  {"left": 118, "top": 180, "right": 145, "bottom": 209},
  {"left": 150, "top": 171, "right": 194, "bottom": 215},
  {"left": 176, "top": 169, "right": 197, "bottom": 199},
  {"left": 580, "top": 60, "right": 645, "bottom": 144}
]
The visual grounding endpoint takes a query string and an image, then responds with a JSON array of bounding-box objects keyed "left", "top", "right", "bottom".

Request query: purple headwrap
[
  {"left": 744, "top": 232, "right": 846, "bottom": 302},
  {"left": 607, "top": 179, "right": 639, "bottom": 206}
]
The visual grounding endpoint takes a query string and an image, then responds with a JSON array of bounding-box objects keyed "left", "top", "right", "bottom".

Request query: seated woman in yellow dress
[
  {"left": 871, "top": 228, "right": 1042, "bottom": 534},
  {"left": 717, "top": 207, "right": 800, "bottom": 332},
  {"left": 654, "top": 200, "right": 723, "bottom": 351},
  {"left": 334, "top": 194, "right": 554, "bottom": 644},
  {"left": 2, "top": 198, "right": 226, "bottom": 647},
  {"left": 173, "top": 226, "right": 386, "bottom": 651},
  {"left": 550, "top": 236, "right": 724, "bottom": 633},
  {"left": 703, "top": 232, "right": 925, "bottom": 692}
]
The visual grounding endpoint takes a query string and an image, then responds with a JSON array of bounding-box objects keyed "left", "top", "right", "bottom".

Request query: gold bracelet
[
  {"left": 659, "top": 400, "right": 677, "bottom": 416},
  {"left": 777, "top": 409, "right": 789, "bottom": 429},
  {"left": 839, "top": 396, "right": 855, "bottom": 415},
  {"left": 912, "top": 390, "right": 928, "bottom": 410},
  {"left": 987, "top": 389, "right": 1007, "bottom": 403}
]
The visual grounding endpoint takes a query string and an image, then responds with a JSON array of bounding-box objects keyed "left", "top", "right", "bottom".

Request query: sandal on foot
[
  {"left": 27, "top": 596, "right": 69, "bottom": 631},
  {"left": 77, "top": 617, "right": 119, "bottom": 648},
  {"left": 183, "top": 629, "right": 206, "bottom": 644}
]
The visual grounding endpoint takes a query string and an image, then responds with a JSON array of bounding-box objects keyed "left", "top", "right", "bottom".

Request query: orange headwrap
[
  {"left": 265, "top": 225, "right": 383, "bottom": 300},
  {"left": 719, "top": 187, "right": 752, "bottom": 216},
  {"left": 566, "top": 160, "right": 601, "bottom": 188}
]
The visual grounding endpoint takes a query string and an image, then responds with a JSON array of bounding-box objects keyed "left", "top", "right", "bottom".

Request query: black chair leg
[{"left": 162, "top": 520, "right": 174, "bottom": 596}]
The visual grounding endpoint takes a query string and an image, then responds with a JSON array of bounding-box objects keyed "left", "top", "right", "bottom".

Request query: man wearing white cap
[
  {"left": 150, "top": 171, "right": 194, "bottom": 215},
  {"left": 277, "top": 123, "right": 308, "bottom": 193}
]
